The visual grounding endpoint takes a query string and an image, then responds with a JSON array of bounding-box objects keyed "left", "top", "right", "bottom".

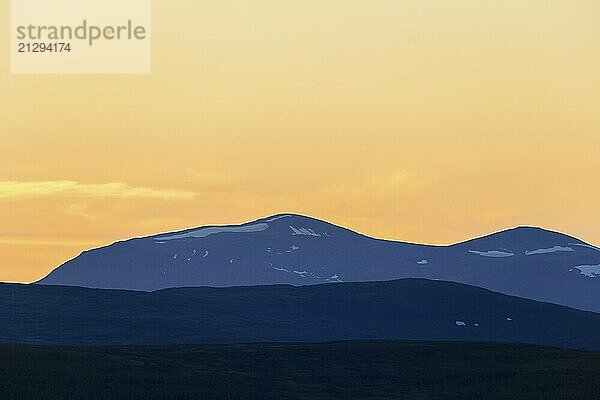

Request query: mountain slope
[
  {"left": 37, "top": 214, "right": 600, "bottom": 311},
  {"left": 2, "top": 279, "right": 600, "bottom": 348}
]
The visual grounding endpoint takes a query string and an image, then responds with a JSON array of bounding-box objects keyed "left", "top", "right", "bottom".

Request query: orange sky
[{"left": 1, "top": 0, "right": 600, "bottom": 283}]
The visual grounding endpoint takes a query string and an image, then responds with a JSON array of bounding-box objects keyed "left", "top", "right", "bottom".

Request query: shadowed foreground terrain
[
  {"left": 2, "top": 279, "right": 600, "bottom": 349},
  {"left": 1, "top": 341, "right": 599, "bottom": 400}
]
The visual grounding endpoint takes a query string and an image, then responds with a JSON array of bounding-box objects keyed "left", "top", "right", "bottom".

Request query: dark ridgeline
[
  {"left": 2, "top": 279, "right": 600, "bottom": 349},
  {"left": 37, "top": 214, "right": 600, "bottom": 312}
]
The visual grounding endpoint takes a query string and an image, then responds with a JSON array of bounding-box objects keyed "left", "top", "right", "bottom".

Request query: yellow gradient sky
[{"left": 1, "top": 0, "right": 600, "bottom": 283}]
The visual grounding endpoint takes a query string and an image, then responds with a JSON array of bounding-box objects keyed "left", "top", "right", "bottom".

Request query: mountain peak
[
  {"left": 510, "top": 226, "right": 562, "bottom": 234},
  {"left": 256, "top": 213, "right": 340, "bottom": 225},
  {"left": 258, "top": 213, "right": 316, "bottom": 223},
  {"left": 456, "top": 225, "right": 585, "bottom": 251},
  {"left": 147, "top": 213, "right": 348, "bottom": 242},
  {"left": 498, "top": 225, "right": 579, "bottom": 240}
]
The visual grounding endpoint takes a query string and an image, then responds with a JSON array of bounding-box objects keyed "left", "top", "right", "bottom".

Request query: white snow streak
[
  {"left": 571, "top": 243, "right": 600, "bottom": 253},
  {"left": 289, "top": 226, "right": 322, "bottom": 237},
  {"left": 468, "top": 250, "right": 514, "bottom": 258},
  {"left": 266, "top": 215, "right": 291, "bottom": 222},
  {"left": 573, "top": 265, "right": 600, "bottom": 278},
  {"left": 155, "top": 223, "right": 269, "bottom": 241},
  {"left": 525, "top": 246, "right": 573, "bottom": 255}
]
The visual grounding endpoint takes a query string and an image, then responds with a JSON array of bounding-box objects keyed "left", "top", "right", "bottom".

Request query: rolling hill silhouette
[
  {"left": 37, "top": 214, "right": 600, "bottom": 312},
  {"left": 4, "top": 279, "right": 600, "bottom": 349}
]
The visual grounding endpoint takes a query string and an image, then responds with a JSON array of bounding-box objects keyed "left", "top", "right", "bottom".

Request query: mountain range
[{"left": 37, "top": 214, "right": 600, "bottom": 312}]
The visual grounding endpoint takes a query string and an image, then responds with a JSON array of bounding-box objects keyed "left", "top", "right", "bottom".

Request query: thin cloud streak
[
  {"left": 0, "top": 237, "right": 100, "bottom": 247},
  {"left": 0, "top": 181, "right": 196, "bottom": 200}
]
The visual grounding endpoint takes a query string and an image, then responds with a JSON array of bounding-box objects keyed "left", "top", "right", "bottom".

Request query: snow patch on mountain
[
  {"left": 525, "top": 246, "right": 573, "bottom": 255},
  {"left": 154, "top": 223, "right": 269, "bottom": 241},
  {"left": 417, "top": 259, "right": 429, "bottom": 265},
  {"left": 266, "top": 215, "right": 291, "bottom": 222},
  {"left": 188, "top": 250, "right": 196, "bottom": 261},
  {"left": 571, "top": 243, "right": 600, "bottom": 253},
  {"left": 455, "top": 321, "right": 466, "bottom": 326},
  {"left": 574, "top": 265, "right": 600, "bottom": 278},
  {"left": 290, "top": 226, "right": 322, "bottom": 237},
  {"left": 468, "top": 250, "right": 514, "bottom": 258}
]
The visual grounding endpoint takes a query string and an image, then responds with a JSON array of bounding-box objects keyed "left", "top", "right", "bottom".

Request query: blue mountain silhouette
[{"left": 37, "top": 214, "right": 600, "bottom": 312}]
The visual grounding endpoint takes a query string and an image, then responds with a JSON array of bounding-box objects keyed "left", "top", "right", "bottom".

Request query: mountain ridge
[
  {"left": 36, "top": 213, "right": 600, "bottom": 312},
  {"left": 149, "top": 214, "right": 588, "bottom": 247}
]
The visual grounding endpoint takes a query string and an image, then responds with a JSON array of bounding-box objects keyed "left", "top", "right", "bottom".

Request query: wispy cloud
[
  {"left": 367, "top": 170, "right": 409, "bottom": 195},
  {"left": 0, "top": 181, "right": 195, "bottom": 200},
  {"left": 0, "top": 236, "right": 100, "bottom": 247},
  {"left": 323, "top": 169, "right": 412, "bottom": 202}
]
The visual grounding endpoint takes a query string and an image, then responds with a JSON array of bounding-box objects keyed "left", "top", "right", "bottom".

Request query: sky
[{"left": 1, "top": 0, "right": 600, "bottom": 283}]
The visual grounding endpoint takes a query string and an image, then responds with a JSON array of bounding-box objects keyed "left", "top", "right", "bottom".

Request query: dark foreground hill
[
  {"left": 2, "top": 279, "right": 600, "bottom": 349},
  {"left": 37, "top": 214, "right": 600, "bottom": 312},
  {"left": 1, "top": 341, "right": 599, "bottom": 400}
]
